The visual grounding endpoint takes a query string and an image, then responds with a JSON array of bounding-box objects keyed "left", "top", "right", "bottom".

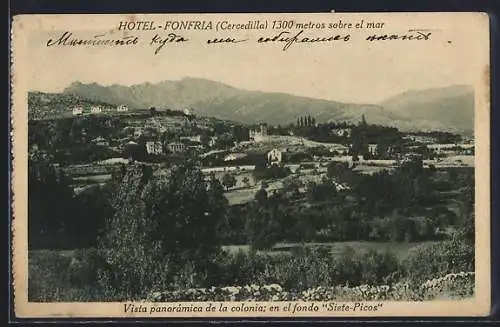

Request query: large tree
[
  {"left": 28, "top": 150, "right": 75, "bottom": 249},
  {"left": 97, "top": 163, "right": 227, "bottom": 298}
]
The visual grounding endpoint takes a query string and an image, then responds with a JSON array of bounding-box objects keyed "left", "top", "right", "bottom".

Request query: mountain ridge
[
  {"left": 29, "top": 78, "right": 474, "bottom": 134},
  {"left": 379, "top": 84, "right": 474, "bottom": 134}
]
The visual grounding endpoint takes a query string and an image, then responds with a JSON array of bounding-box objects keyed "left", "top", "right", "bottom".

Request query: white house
[
  {"left": 91, "top": 136, "right": 109, "bottom": 146},
  {"left": 180, "top": 135, "right": 202, "bottom": 143},
  {"left": 72, "top": 106, "right": 83, "bottom": 116},
  {"left": 117, "top": 104, "right": 129, "bottom": 112},
  {"left": 368, "top": 144, "right": 378, "bottom": 156},
  {"left": 146, "top": 141, "right": 163, "bottom": 155},
  {"left": 168, "top": 142, "right": 186, "bottom": 153},
  {"left": 208, "top": 137, "right": 218, "bottom": 148},
  {"left": 90, "top": 106, "right": 102, "bottom": 114},
  {"left": 249, "top": 124, "right": 268, "bottom": 143},
  {"left": 267, "top": 148, "right": 283, "bottom": 166},
  {"left": 224, "top": 153, "right": 247, "bottom": 162},
  {"left": 332, "top": 128, "right": 352, "bottom": 138}
]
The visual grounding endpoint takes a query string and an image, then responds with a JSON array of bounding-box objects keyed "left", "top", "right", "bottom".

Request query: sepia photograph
[{"left": 11, "top": 12, "right": 490, "bottom": 318}]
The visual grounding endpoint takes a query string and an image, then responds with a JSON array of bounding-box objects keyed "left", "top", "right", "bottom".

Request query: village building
[
  {"left": 331, "top": 127, "right": 352, "bottom": 138},
  {"left": 168, "top": 142, "right": 186, "bottom": 153},
  {"left": 404, "top": 135, "right": 436, "bottom": 144},
  {"left": 146, "top": 141, "right": 163, "bottom": 155},
  {"left": 91, "top": 136, "right": 109, "bottom": 146},
  {"left": 180, "top": 135, "right": 202, "bottom": 143},
  {"left": 224, "top": 153, "right": 247, "bottom": 162},
  {"left": 267, "top": 148, "right": 283, "bottom": 166},
  {"left": 368, "top": 144, "right": 378, "bottom": 156},
  {"left": 328, "top": 144, "right": 349, "bottom": 155},
  {"left": 208, "top": 136, "right": 218, "bottom": 148},
  {"left": 427, "top": 143, "right": 474, "bottom": 156},
  {"left": 133, "top": 128, "right": 144, "bottom": 138},
  {"left": 399, "top": 152, "right": 424, "bottom": 165},
  {"left": 117, "top": 104, "right": 129, "bottom": 112},
  {"left": 90, "top": 106, "right": 102, "bottom": 114},
  {"left": 249, "top": 124, "right": 268, "bottom": 142},
  {"left": 72, "top": 106, "right": 83, "bottom": 116}
]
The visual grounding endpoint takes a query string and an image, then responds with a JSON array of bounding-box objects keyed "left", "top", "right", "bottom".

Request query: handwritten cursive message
[{"left": 44, "top": 18, "right": 435, "bottom": 55}]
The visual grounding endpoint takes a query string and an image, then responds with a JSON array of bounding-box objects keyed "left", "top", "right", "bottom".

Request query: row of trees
[{"left": 296, "top": 115, "right": 317, "bottom": 128}]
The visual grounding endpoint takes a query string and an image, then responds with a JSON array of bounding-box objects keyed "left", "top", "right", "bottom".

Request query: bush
[
  {"left": 360, "top": 249, "right": 401, "bottom": 285},
  {"left": 67, "top": 248, "right": 108, "bottom": 288},
  {"left": 211, "top": 246, "right": 402, "bottom": 291},
  {"left": 28, "top": 250, "right": 73, "bottom": 301},
  {"left": 253, "top": 165, "right": 291, "bottom": 181},
  {"left": 402, "top": 240, "right": 474, "bottom": 286},
  {"left": 28, "top": 249, "right": 112, "bottom": 302}
]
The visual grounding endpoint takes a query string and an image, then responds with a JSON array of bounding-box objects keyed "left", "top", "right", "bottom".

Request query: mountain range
[{"left": 30, "top": 78, "right": 475, "bottom": 135}]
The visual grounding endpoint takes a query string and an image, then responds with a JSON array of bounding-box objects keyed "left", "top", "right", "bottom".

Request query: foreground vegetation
[
  {"left": 27, "top": 115, "right": 475, "bottom": 302},
  {"left": 29, "top": 237, "right": 473, "bottom": 302}
]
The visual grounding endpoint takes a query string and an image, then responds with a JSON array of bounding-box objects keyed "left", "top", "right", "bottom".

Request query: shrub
[
  {"left": 211, "top": 246, "right": 401, "bottom": 291},
  {"left": 402, "top": 239, "right": 474, "bottom": 286},
  {"left": 360, "top": 249, "right": 401, "bottom": 285},
  {"left": 67, "top": 248, "right": 107, "bottom": 289},
  {"left": 28, "top": 250, "right": 73, "bottom": 301}
]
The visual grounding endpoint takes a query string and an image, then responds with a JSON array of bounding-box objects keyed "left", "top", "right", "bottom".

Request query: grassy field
[
  {"left": 30, "top": 241, "right": 438, "bottom": 264},
  {"left": 221, "top": 241, "right": 438, "bottom": 259}
]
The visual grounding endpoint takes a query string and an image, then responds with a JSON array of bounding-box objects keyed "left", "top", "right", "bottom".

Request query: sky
[{"left": 25, "top": 13, "right": 489, "bottom": 104}]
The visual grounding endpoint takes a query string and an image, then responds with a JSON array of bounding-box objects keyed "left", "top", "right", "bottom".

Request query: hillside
[
  {"left": 62, "top": 79, "right": 397, "bottom": 124},
  {"left": 28, "top": 92, "right": 116, "bottom": 120},
  {"left": 380, "top": 85, "right": 474, "bottom": 135},
  {"left": 27, "top": 78, "right": 474, "bottom": 134},
  {"left": 62, "top": 78, "right": 395, "bottom": 125}
]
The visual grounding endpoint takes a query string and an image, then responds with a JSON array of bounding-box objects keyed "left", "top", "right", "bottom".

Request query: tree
[
  {"left": 97, "top": 163, "right": 227, "bottom": 297},
  {"left": 200, "top": 133, "right": 210, "bottom": 148},
  {"left": 71, "top": 185, "right": 115, "bottom": 248},
  {"left": 299, "top": 116, "right": 304, "bottom": 127},
  {"left": 455, "top": 186, "right": 474, "bottom": 245},
  {"left": 255, "top": 188, "right": 268, "bottom": 205},
  {"left": 360, "top": 114, "right": 367, "bottom": 126},
  {"left": 149, "top": 106, "right": 157, "bottom": 116},
  {"left": 207, "top": 174, "right": 230, "bottom": 243},
  {"left": 28, "top": 154, "right": 76, "bottom": 249},
  {"left": 222, "top": 173, "right": 236, "bottom": 190},
  {"left": 245, "top": 189, "right": 281, "bottom": 250},
  {"left": 307, "top": 181, "right": 337, "bottom": 203},
  {"left": 242, "top": 176, "right": 250, "bottom": 188}
]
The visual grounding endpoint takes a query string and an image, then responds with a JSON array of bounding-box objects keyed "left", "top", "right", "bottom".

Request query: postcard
[{"left": 11, "top": 12, "right": 491, "bottom": 318}]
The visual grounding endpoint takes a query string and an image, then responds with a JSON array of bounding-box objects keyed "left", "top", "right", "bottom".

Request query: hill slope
[
  {"left": 62, "top": 78, "right": 396, "bottom": 125},
  {"left": 27, "top": 78, "right": 473, "bottom": 134},
  {"left": 380, "top": 85, "right": 474, "bottom": 134},
  {"left": 28, "top": 92, "right": 117, "bottom": 120}
]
